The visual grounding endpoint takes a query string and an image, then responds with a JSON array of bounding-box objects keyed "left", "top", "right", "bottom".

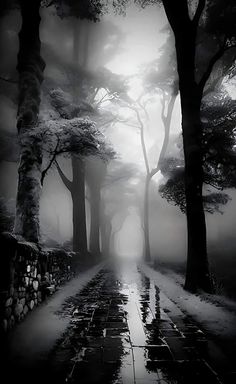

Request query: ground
[{"left": 3, "top": 260, "right": 236, "bottom": 384}]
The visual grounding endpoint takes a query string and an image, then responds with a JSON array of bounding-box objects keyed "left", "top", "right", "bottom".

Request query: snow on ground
[
  {"left": 140, "top": 264, "right": 236, "bottom": 350},
  {"left": 8, "top": 262, "right": 105, "bottom": 364}
]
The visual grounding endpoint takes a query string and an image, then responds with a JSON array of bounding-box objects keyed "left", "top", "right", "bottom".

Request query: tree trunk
[
  {"left": 89, "top": 184, "right": 101, "bottom": 256},
  {"left": 100, "top": 215, "right": 111, "bottom": 257},
  {"left": 70, "top": 20, "right": 89, "bottom": 254},
  {"left": 71, "top": 156, "right": 88, "bottom": 253},
  {"left": 162, "top": 0, "right": 212, "bottom": 292},
  {"left": 14, "top": 0, "right": 45, "bottom": 242},
  {"left": 143, "top": 175, "right": 151, "bottom": 262},
  {"left": 177, "top": 35, "right": 212, "bottom": 293},
  {"left": 181, "top": 90, "right": 211, "bottom": 292}
]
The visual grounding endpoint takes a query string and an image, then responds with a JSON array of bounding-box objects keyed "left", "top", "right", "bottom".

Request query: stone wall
[{"left": 0, "top": 233, "right": 74, "bottom": 332}]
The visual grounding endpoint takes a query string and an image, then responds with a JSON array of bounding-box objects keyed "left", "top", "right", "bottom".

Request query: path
[{"left": 4, "top": 261, "right": 234, "bottom": 384}]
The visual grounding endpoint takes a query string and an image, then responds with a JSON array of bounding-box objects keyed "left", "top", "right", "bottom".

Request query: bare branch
[
  {"left": 55, "top": 160, "right": 72, "bottom": 191},
  {"left": 95, "top": 91, "right": 112, "bottom": 106},
  {"left": 134, "top": 108, "right": 150, "bottom": 175},
  {"left": 150, "top": 93, "right": 177, "bottom": 180},
  {"left": 41, "top": 137, "right": 60, "bottom": 185}
]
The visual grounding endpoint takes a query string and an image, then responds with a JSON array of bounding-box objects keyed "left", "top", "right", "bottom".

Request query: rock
[
  {"left": 29, "top": 300, "right": 34, "bottom": 310},
  {"left": 9, "top": 286, "right": 14, "bottom": 296},
  {"left": 14, "top": 303, "right": 24, "bottom": 317},
  {"left": 33, "top": 280, "right": 39, "bottom": 291},
  {"left": 25, "top": 276, "right": 29, "bottom": 286},
  {"left": 44, "top": 272, "right": 50, "bottom": 282},
  {"left": 23, "top": 305, "right": 28, "bottom": 315},
  {"left": 5, "top": 297, "right": 13, "bottom": 307},
  {"left": 34, "top": 299, "right": 38, "bottom": 306},
  {"left": 20, "top": 298, "right": 26, "bottom": 306},
  {"left": 9, "top": 315, "right": 15, "bottom": 329},
  {"left": 37, "top": 274, "right": 41, "bottom": 282},
  {"left": 27, "top": 265, "right": 31, "bottom": 273},
  {"left": 46, "top": 285, "right": 56, "bottom": 295},
  {"left": 37, "top": 291, "right": 42, "bottom": 302}
]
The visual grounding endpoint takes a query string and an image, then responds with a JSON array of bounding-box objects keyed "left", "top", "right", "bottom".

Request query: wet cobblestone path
[{"left": 47, "top": 262, "right": 226, "bottom": 384}]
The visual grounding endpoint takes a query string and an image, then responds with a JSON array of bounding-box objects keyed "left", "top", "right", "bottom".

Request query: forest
[{"left": 0, "top": 1, "right": 236, "bottom": 383}]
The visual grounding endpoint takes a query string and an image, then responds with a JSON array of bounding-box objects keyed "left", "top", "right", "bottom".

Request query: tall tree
[
  {"left": 14, "top": 0, "right": 45, "bottom": 242},
  {"left": 160, "top": 0, "right": 236, "bottom": 292},
  {"left": 119, "top": 84, "right": 176, "bottom": 261},
  {"left": 86, "top": 156, "right": 107, "bottom": 256},
  {"left": 159, "top": 90, "right": 236, "bottom": 214}
]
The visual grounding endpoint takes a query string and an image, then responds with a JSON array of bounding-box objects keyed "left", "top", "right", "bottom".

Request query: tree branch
[
  {"left": 192, "top": 0, "right": 206, "bottom": 28},
  {"left": 41, "top": 137, "right": 60, "bottom": 185},
  {"left": 150, "top": 93, "right": 177, "bottom": 179},
  {"left": 55, "top": 160, "right": 72, "bottom": 191},
  {"left": 134, "top": 108, "right": 150, "bottom": 175},
  {"left": 198, "top": 37, "right": 236, "bottom": 94}
]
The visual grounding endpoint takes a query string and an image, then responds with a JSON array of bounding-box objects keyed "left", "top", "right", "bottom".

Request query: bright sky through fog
[
  {"left": 103, "top": 4, "right": 182, "bottom": 174},
  {"left": 106, "top": 5, "right": 167, "bottom": 76}
]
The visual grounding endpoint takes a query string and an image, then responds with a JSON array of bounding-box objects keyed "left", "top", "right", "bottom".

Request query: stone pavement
[{"left": 45, "top": 261, "right": 230, "bottom": 384}]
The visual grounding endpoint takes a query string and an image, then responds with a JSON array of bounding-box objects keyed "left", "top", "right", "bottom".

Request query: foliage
[
  {"left": 159, "top": 164, "right": 230, "bottom": 214},
  {"left": 143, "top": 28, "right": 178, "bottom": 96},
  {"left": 159, "top": 91, "right": 236, "bottom": 214},
  {"left": 50, "top": 0, "right": 108, "bottom": 21},
  {"left": 37, "top": 116, "right": 115, "bottom": 182}
]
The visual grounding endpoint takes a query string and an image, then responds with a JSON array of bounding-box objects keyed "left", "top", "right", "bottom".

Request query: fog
[{"left": 1, "top": 2, "right": 236, "bottom": 296}]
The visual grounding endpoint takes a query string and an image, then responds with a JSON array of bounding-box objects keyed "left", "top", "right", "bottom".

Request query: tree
[
  {"left": 39, "top": 88, "right": 115, "bottom": 254},
  {"left": 159, "top": 90, "right": 236, "bottom": 216},
  {"left": 117, "top": 79, "right": 176, "bottom": 261},
  {"left": 131, "top": 0, "right": 236, "bottom": 292},
  {"left": 13, "top": 0, "right": 45, "bottom": 242},
  {"left": 47, "top": 9, "right": 125, "bottom": 256},
  {"left": 100, "top": 161, "right": 142, "bottom": 257},
  {"left": 85, "top": 156, "right": 107, "bottom": 256},
  {"left": 11, "top": 0, "right": 112, "bottom": 243}
]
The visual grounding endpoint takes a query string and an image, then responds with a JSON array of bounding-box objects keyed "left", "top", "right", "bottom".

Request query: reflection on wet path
[{"left": 47, "top": 262, "right": 224, "bottom": 384}]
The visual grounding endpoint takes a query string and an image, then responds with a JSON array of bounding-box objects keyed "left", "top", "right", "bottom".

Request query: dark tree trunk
[
  {"left": 89, "top": 184, "right": 101, "bottom": 256},
  {"left": 14, "top": 0, "right": 45, "bottom": 242},
  {"left": 162, "top": 0, "right": 212, "bottom": 292},
  {"left": 71, "top": 156, "right": 88, "bottom": 253},
  {"left": 143, "top": 175, "right": 151, "bottom": 262}
]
